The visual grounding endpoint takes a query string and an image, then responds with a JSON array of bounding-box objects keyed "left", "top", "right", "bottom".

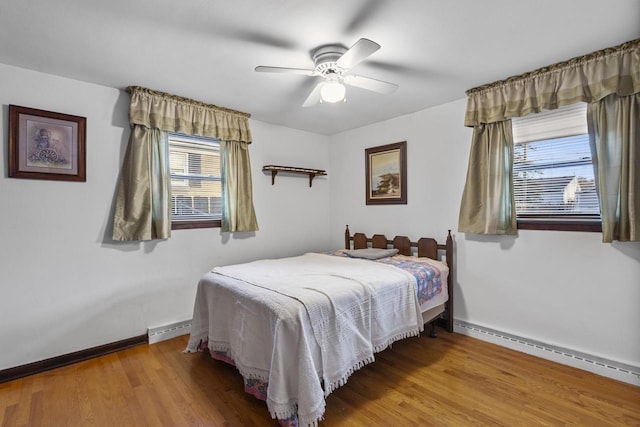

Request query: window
[
  {"left": 511, "top": 103, "right": 601, "bottom": 232},
  {"left": 169, "top": 133, "right": 222, "bottom": 229}
]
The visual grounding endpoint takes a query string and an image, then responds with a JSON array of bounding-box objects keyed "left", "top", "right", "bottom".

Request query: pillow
[{"left": 342, "top": 248, "right": 399, "bottom": 260}]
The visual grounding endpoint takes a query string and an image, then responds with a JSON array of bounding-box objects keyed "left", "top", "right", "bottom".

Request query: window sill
[
  {"left": 517, "top": 219, "right": 602, "bottom": 232},
  {"left": 172, "top": 219, "right": 221, "bottom": 230}
]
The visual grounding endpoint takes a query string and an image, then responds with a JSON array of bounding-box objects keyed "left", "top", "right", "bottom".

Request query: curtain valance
[
  {"left": 126, "top": 86, "right": 252, "bottom": 143},
  {"left": 464, "top": 39, "right": 640, "bottom": 127}
]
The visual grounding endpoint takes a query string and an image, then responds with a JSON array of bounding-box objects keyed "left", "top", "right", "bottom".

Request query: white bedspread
[{"left": 186, "top": 253, "right": 423, "bottom": 427}]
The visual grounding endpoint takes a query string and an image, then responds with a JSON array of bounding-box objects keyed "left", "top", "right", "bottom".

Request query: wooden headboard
[{"left": 344, "top": 225, "right": 454, "bottom": 332}]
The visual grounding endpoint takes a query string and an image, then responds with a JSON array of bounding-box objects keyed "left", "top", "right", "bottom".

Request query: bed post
[
  {"left": 345, "top": 225, "right": 351, "bottom": 249},
  {"left": 446, "top": 230, "right": 454, "bottom": 332}
]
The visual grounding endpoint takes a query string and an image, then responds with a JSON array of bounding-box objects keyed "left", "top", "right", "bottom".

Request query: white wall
[
  {"left": 328, "top": 98, "right": 640, "bottom": 368},
  {"left": 2, "top": 61, "right": 638, "bottom": 374},
  {"left": 0, "top": 63, "right": 330, "bottom": 370}
]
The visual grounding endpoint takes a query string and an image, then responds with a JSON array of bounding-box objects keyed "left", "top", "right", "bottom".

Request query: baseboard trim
[
  {"left": 0, "top": 334, "right": 148, "bottom": 384},
  {"left": 148, "top": 320, "right": 191, "bottom": 344},
  {"left": 454, "top": 320, "right": 640, "bottom": 386}
]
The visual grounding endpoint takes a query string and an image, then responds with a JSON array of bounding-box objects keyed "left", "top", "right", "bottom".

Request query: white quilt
[{"left": 186, "top": 253, "right": 423, "bottom": 427}]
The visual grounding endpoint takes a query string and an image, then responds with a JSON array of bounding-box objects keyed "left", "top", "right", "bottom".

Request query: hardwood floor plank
[
  {"left": 5, "top": 379, "right": 32, "bottom": 427},
  {"left": 1, "top": 404, "right": 18, "bottom": 427},
  {"left": 1, "top": 330, "right": 639, "bottom": 426},
  {"left": 27, "top": 390, "right": 43, "bottom": 426}
]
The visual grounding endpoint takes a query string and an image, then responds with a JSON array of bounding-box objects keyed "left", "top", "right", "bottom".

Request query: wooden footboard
[{"left": 344, "top": 225, "right": 454, "bottom": 332}]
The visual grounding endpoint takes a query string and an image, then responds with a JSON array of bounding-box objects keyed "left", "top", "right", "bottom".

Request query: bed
[{"left": 186, "top": 226, "right": 454, "bottom": 426}]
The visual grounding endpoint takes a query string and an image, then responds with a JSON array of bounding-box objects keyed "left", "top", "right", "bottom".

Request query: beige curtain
[
  {"left": 112, "top": 86, "right": 255, "bottom": 241},
  {"left": 127, "top": 86, "right": 252, "bottom": 142},
  {"left": 459, "top": 38, "right": 640, "bottom": 235},
  {"left": 465, "top": 39, "right": 640, "bottom": 127},
  {"left": 221, "top": 140, "right": 259, "bottom": 232},
  {"left": 113, "top": 126, "right": 170, "bottom": 240},
  {"left": 587, "top": 93, "right": 640, "bottom": 242},
  {"left": 458, "top": 121, "right": 516, "bottom": 235}
]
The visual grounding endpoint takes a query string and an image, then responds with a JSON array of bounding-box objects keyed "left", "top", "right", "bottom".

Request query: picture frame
[
  {"left": 8, "top": 105, "right": 86, "bottom": 182},
  {"left": 365, "top": 141, "right": 407, "bottom": 205}
]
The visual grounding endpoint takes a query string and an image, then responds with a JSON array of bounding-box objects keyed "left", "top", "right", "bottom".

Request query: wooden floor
[{"left": 1, "top": 330, "right": 639, "bottom": 426}]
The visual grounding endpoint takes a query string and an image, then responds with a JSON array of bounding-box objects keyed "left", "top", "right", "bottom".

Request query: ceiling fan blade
[
  {"left": 336, "top": 38, "right": 381, "bottom": 69},
  {"left": 343, "top": 74, "right": 398, "bottom": 94},
  {"left": 255, "top": 66, "right": 316, "bottom": 76},
  {"left": 302, "top": 82, "right": 323, "bottom": 107}
]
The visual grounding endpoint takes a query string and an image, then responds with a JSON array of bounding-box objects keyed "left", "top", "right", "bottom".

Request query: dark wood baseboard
[{"left": 0, "top": 334, "right": 148, "bottom": 384}]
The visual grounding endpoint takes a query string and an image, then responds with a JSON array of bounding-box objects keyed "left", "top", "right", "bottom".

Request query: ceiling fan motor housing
[{"left": 312, "top": 45, "right": 347, "bottom": 76}]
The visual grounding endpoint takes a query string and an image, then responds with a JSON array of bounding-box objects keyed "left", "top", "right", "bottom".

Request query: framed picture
[
  {"left": 8, "top": 105, "right": 86, "bottom": 181},
  {"left": 365, "top": 141, "right": 407, "bottom": 205}
]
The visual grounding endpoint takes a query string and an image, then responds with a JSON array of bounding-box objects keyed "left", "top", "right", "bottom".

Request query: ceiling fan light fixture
[{"left": 320, "top": 81, "right": 346, "bottom": 103}]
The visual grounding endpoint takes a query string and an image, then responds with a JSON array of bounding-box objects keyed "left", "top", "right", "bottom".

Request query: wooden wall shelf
[{"left": 262, "top": 165, "right": 327, "bottom": 187}]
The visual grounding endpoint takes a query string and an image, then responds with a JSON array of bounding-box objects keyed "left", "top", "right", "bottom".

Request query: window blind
[
  {"left": 169, "top": 134, "right": 222, "bottom": 222},
  {"left": 511, "top": 103, "right": 600, "bottom": 221}
]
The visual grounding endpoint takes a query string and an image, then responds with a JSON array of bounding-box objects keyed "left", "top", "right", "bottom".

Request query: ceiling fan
[{"left": 255, "top": 38, "right": 398, "bottom": 107}]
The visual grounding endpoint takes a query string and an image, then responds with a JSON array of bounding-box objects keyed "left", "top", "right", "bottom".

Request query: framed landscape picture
[
  {"left": 8, "top": 105, "right": 86, "bottom": 182},
  {"left": 365, "top": 141, "right": 407, "bottom": 205}
]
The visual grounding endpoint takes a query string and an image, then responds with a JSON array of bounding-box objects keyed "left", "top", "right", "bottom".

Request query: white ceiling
[{"left": 1, "top": 0, "right": 639, "bottom": 135}]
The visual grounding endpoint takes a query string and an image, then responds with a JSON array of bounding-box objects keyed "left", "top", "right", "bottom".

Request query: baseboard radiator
[
  {"left": 454, "top": 320, "right": 639, "bottom": 386},
  {"left": 147, "top": 320, "right": 192, "bottom": 344},
  {"left": 145, "top": 319, "right": 640, "bottom": 385}
]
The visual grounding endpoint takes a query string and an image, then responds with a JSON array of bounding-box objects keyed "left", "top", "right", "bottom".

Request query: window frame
[
  {"left": 168, "top": 133, "right": 222, "bottom": 230},
  {"left": 516, "top": 218, "right": 601, "bottom": 232},
  {"left": 511, "top": 104, "right": 602, "bottom": 233}
]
